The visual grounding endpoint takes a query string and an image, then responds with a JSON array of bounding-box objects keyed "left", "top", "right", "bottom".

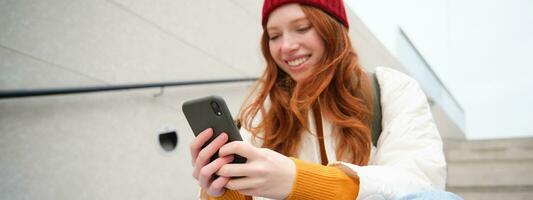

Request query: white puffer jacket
[{"left": 240, "top": 67, "right": 447, "bottom": 200}]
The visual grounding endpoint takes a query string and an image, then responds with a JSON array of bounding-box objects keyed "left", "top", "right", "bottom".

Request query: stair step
[
  {"left": 447, "top": 186, "right": 533, "bottom": 200},
  {"left": 445, "top": 138, "right": 533, "bottom": 162},
  {"left": 443, "top": 137, "right": 533, "bottom": 200},
  {"left": 447, "top": 159, "right": 533, "bottom": 187}
]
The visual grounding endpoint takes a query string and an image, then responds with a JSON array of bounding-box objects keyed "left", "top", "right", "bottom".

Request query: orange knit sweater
[{"left": 209, "top": 158, "right": 359, "bottom": 200}]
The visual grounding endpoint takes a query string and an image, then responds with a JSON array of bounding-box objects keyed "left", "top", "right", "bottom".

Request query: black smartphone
[{"left": 182, "top": 95, "right": 247, "bottom": 164}]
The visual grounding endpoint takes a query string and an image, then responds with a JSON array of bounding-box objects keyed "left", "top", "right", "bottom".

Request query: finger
[
  {"left": 189, "top": 128, "right": 213, "bottom": 165},
  {"left": 217, "top": 163, "right": 254, "bottom": 177},
  {"left": 219, "top": 141, "right": 259, "bottom": 159},
  {"left": 225, "top": 176, "right": 258, "bottom": 191},
  {"left": 193, "top": 133, "right": 228, "bottom": 179},
  {"left": 199, "top": 155, "right": 234, "bottom": 189},
  {"left": 207, "top": 176, "right": 230, "bottom": 197}
]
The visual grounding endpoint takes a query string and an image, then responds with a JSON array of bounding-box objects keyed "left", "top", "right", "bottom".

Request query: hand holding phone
[
  {"left": 188, "top": 127, "right": 233, "bottom": 197},
  {"left": 182, "top": 95, "right": 247, "bottom": 164}
]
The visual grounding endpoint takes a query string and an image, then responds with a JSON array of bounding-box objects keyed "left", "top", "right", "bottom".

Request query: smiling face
[{"left": 266, "top": 4, "right": 325, "bottom": 83}]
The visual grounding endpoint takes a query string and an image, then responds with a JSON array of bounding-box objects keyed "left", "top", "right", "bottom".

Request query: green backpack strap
[{"left": 366, "top": 71, "right": 382, "bottom": 147}]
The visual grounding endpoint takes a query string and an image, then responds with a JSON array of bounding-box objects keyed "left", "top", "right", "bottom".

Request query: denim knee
[{"left": 397, "top": 190, "right": 463, "bottom": 200}]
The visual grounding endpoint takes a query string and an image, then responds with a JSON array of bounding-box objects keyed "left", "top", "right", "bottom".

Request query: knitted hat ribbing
[{"left": 262, "top": 0, "right": 349, "bottom": 28}]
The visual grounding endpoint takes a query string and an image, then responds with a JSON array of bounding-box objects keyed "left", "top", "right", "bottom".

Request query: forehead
[{"left": 266, "top": 3, "right": 307, "bottom": 29}]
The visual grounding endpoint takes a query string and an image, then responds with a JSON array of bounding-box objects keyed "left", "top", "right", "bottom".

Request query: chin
[{"left": 291, "top": 75, "right": 307, "bottom": 83}]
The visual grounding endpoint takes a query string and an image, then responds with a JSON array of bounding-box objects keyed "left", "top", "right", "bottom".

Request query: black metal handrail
[{"left": 0, "top": 78, "right": 258, "bottom": 99}]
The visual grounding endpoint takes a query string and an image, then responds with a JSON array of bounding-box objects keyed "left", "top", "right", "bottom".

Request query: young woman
[{"left": 189, "top": 0, "right": 462, "bottom": 199}]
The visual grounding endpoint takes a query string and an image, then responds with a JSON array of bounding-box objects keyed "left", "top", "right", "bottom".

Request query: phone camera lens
[{"left": 211, "top": 101, "right": 223, "bottom": 116}]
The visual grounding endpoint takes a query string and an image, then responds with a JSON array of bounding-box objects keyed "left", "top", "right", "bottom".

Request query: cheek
[
  {"left": 269, "top": 43, "right": 277, "bottom": 57},
  {"left": 315, "top": 43, "right": 325, "bottom": 59},
  {"left": 307, "top": 31, "right": 326, "bottom": 56},
  {"left": 313, "top": 40, "right": 325, "bottom": 54},
  {"left": 269, "top": 43, "right": 283, "bottom": 63}
]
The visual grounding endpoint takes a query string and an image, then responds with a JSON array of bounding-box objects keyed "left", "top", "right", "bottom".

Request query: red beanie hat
[{"left": 262, "top": 0, "right": 349, "bottom": 28}]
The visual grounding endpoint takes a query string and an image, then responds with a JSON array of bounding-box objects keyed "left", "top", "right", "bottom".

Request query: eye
[
  {"left": 297, "top": 26, "right": 311, "bottom": 33},
  {"left": 269, "top": 34, "right": 280, "bottom": 41}
]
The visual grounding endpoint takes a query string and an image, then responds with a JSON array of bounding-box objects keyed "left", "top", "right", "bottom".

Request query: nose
[{"left": 281, "top": 35, "right": 299, "bottom": 54}]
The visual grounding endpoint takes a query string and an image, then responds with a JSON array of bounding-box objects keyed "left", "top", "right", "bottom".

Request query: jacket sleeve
[{"left": 332, "top": 67, "right": 447, "bottom": 200}]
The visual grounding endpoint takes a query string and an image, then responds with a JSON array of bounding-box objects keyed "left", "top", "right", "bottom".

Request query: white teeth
[{"left": 287, "top": 56, "right": 309, "bottom": 66}]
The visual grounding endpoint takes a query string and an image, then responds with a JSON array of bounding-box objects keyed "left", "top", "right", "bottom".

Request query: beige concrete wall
[
  {"left": 0, "top": 82, "right": 254, "bottom": 199},
  {"left": 1, "top": 0, "right": 261, "bottom": 199},
  {"left": 0, "top": 0, "right": 264, "bottom": 90}
]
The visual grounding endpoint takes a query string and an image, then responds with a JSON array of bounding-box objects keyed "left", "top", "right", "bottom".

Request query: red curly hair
[{"left": 239, "top": 5, "right": 373, "bottom": 166}]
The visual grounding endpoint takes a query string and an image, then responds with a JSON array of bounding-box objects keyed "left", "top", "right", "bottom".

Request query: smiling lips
[{"left": 286, "top": 55, "right": 310, "bottom": 67}]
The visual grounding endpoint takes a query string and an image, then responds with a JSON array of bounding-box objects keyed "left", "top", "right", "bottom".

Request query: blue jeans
[{"left": 397, "top": 191, "right": 463, "bottom": 200}]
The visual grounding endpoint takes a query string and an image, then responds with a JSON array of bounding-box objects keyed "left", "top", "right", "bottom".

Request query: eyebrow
[{"left": 266, "top": 17, "right": 309, "bottom": 32}]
